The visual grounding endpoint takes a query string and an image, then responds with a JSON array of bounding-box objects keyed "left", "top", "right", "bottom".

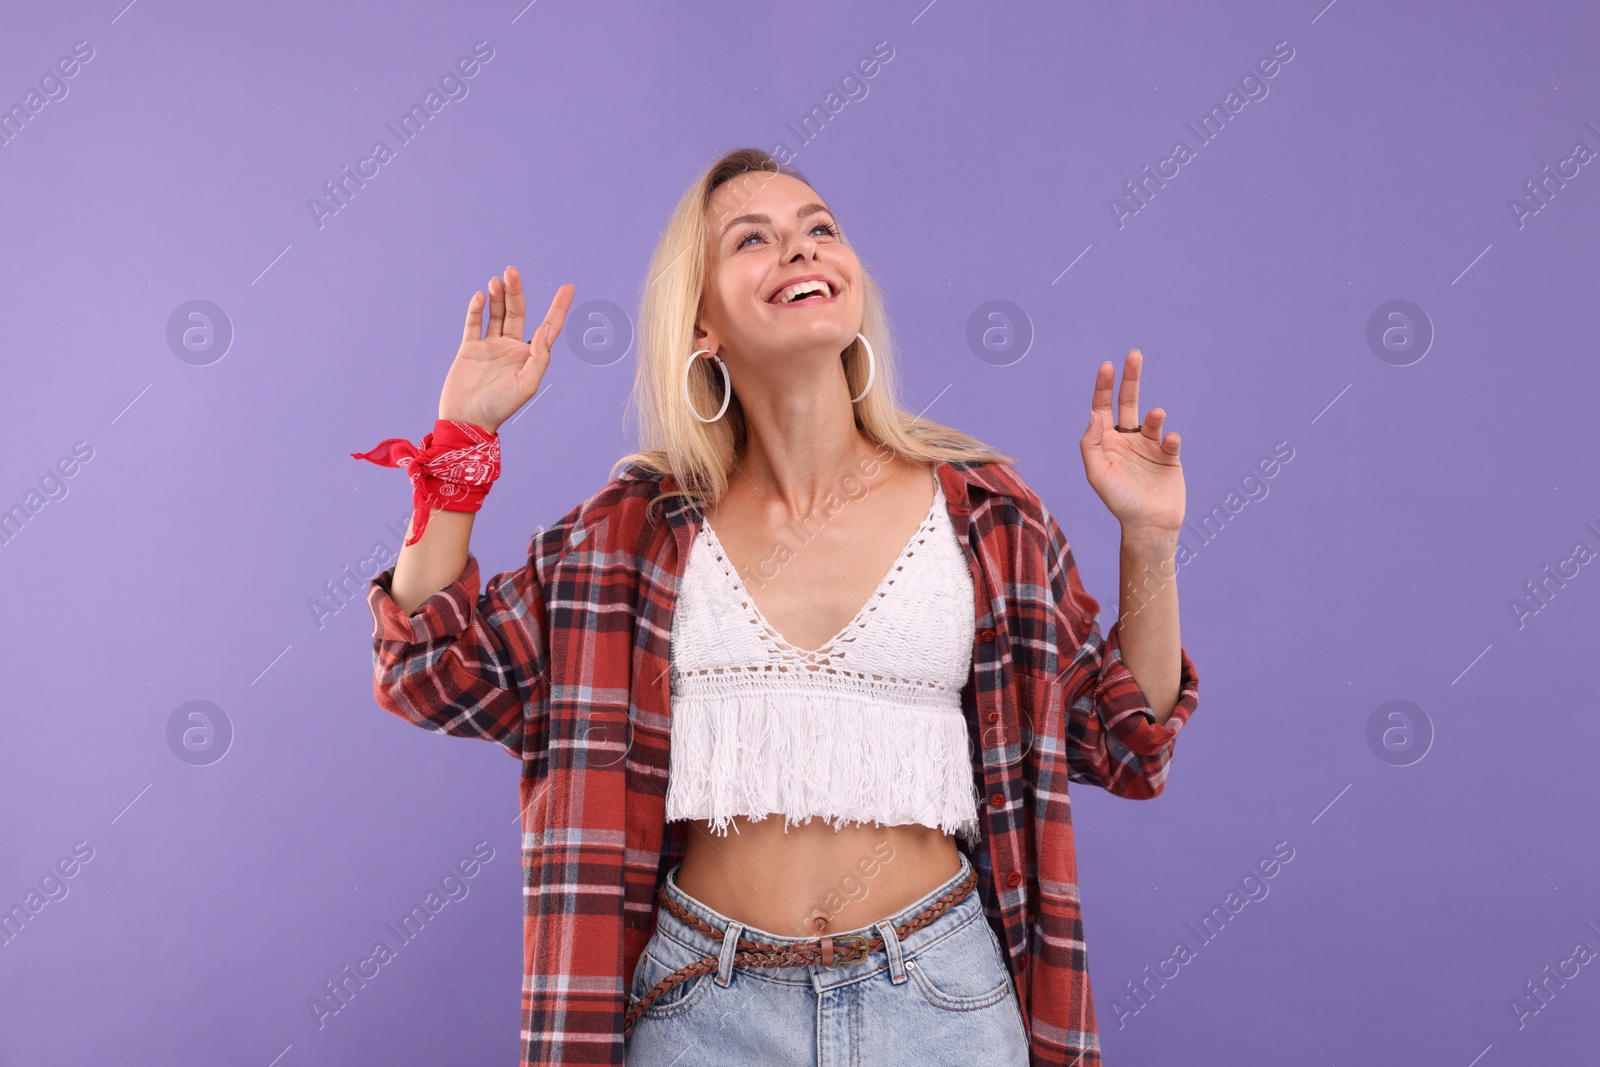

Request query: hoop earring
[
  {"left": 850, "top": 333, "right": 876, "bottom": 403},
  {"left": 684, "top": 348, "right": 732, "bottom": 423}
]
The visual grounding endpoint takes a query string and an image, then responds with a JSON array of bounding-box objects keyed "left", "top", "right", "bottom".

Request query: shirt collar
[
  {"left": 618, "top": 455, "right": 1016, "bottom": 512},
  {"left": 616, "top": 455, "right": 1021, "bottom": 571}
]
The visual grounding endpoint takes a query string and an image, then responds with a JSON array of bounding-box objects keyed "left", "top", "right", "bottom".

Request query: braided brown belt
[{"left": 622, "top": 865, "right": 978, "bottom": 1036}]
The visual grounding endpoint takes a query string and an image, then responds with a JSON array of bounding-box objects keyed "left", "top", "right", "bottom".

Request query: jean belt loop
[
  {"left": 715, "top": 920, "right": 744, "bottom": 987},
  {"left": 876, "top": 917, "right": 908, "bottom": 984}
]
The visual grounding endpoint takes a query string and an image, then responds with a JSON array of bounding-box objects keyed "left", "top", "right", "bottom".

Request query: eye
[{"left": 734, "top": 221, "right": 840, "bottom": 249}]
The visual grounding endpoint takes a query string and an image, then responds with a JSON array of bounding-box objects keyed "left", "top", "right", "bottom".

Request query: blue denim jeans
[{"left": 624, "top": 849, "right": 1031, "bottom": 1066}]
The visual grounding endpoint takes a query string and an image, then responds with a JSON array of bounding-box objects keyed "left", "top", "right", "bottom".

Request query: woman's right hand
[{"left": 438, "top": 267, "right": 574, "bottom": 433}]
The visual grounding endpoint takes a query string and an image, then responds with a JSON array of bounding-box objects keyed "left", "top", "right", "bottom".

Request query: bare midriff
[{"left": 675, "top": 815, "right": 964, "bottom": 938}]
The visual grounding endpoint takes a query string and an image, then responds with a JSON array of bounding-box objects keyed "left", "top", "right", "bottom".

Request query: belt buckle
[{"left": 825, "top": 933, "right": 870, "bottom": 966}]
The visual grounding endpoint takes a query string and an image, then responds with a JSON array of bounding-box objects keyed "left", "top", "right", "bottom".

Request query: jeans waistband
[{"left": 655, "top": 849, "right": 982, "bottom": 984}]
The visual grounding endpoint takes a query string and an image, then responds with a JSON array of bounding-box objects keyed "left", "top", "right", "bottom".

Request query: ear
[{"left": 693, "top": 319, "right": 719, "bottom": 355}]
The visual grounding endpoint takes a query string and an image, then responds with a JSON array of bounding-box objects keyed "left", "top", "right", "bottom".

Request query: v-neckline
[{"left": 696, "top": 466, "right": 943, "bottom": 659}]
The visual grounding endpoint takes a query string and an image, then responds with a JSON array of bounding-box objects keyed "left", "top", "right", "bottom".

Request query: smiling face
[{"left": 695, "top": 171, "right": 864, "bottom": 382}]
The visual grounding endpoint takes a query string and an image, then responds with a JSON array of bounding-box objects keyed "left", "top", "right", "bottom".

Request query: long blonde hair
[{"left": 612, "top": 147, "right": 1014, "bottom": 513}]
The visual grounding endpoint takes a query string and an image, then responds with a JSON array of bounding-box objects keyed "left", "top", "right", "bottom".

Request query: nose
[{"left": 782, "top": 230, "right": 819, "bottom": 262}]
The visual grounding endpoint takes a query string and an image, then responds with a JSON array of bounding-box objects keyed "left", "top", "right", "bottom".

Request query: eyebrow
[{"left": 719, "top": 202, "right": 833, "bottom": 238}]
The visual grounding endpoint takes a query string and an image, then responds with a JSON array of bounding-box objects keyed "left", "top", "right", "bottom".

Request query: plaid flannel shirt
[{"left": 366, "top": 457, "right": 1200, "bottom": 1066}]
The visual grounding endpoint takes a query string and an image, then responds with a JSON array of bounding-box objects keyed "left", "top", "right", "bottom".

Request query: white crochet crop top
[{"left": 666, "top": 468, "right": 982, "bottom": 848}]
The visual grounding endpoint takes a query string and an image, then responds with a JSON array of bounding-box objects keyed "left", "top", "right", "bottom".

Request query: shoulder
[
  {"left": 945, "top": 457, "right": 1051, "bottom": 532},
  {"left": 948, "top": 457, "right": 1034, "bottom": 502},
  {"left": 528, "top": 462, "right": 680, "bottom": 566},
  {"left": 945, "top": 457, "right": 1083, "bottom": 582},
  {"left": 533, "top": 457, "right": 1058, "bottom": 556}
]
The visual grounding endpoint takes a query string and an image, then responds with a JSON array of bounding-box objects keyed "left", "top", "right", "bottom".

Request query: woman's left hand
[{"left": 1080, "top": 350, "right": 1185, "bottom": 537}]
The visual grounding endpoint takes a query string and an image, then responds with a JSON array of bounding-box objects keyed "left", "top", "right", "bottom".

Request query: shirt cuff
[
  {"left": 367, "top": 554, "right": 482, "bottom": 644},
  {"left": 1093, "top": 617, "right": 1200, "bottom": 757}
]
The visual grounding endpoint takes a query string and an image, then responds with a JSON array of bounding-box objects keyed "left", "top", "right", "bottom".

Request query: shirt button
[
  {"left": 1006, "top": 871, "right": 1022, "bottom": 887},
  {"left": 989, "top": 792, "right": 1006, "bottom": 809},
  {"left": 979, "top": 628, "right": 996, "bottom": 642},
  {"left": 985, "top": 710, "right": 1000, "bottom": 724}
]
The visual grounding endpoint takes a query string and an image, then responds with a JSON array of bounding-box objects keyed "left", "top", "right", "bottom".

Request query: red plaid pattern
[{"left": 366, "top": 458, "right": 1200, "bottom": 1065}]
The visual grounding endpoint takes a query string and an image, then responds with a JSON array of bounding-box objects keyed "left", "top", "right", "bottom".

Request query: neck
[{"left": 728, "top": 357, "right": 883, "bottom": 517}]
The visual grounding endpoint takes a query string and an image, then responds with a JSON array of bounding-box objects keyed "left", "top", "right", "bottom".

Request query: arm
[
  {"left": 389, "top": 507, "right": 475, "bottom": 615},
  {"left": 1114, "top": 526, "right": 1184, "bottom": 725},
  {"left": 1041, "top": 511, "right": 1199, "bottom": 799},
  {"left": 1052, "top": 347, "right": 1197, "bottom": 797},
  {"left": 366, "top": 512, "right": 554, "bottom": 761},
  {"left": 361, "top": 267, "right": 574, "bottom": 759}
]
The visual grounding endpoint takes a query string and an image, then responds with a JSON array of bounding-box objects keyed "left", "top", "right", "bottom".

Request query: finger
[
  {"left": 535, "top": 283, "right": 577, "bottom": 353},
  {"left": 514, "top": 284, "right": 575, "bottom": 402},
  {"left": 514, "top": 326, "right": 551, "bottom": 401},
  {"left": 1118, "top": 350, "right": 1142, "bottom": 428},
  {"left": 461, "top": 289, "right": 486, "bottom": 347},
  {"left": 502, "top": 266, "right": 527, "bottom": 341},
  {"left": 1089, "top": 360, "right": 1115, "bottom": 422},
  {"left": 487, "top": 275, "right": 506, "bottom": 337},
  {"left": 1142, "top": 407, "right": 1166, "bottom": 442}
]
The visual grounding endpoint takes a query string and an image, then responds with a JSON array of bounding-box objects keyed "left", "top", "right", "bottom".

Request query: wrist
[
  {"left": 437, "top": 414, "right": 499, "bottom": 435},
  {"left": 354, "top": 419, "right": 500, "bottom": 547},
  {"left": 1120, "top": 524, "right": 1181, "bottom": 552}
]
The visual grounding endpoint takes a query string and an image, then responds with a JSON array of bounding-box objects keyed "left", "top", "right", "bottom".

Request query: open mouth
[{"left": 768, "top": 278, "right": 838, "bottom": 305}]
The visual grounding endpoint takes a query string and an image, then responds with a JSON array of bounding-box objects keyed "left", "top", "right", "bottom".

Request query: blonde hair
[{"left": 612, "top": 147, "right": 1014, "bottom": 513}]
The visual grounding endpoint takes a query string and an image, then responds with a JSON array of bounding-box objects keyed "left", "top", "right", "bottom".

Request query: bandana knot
[{"left": 350, "top": 419, "right": 501, "bottom": 546}]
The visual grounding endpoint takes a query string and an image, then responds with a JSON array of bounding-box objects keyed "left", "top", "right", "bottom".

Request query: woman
[{"left": 358, "top": 148, "right": 1199, "bottom": 1067}]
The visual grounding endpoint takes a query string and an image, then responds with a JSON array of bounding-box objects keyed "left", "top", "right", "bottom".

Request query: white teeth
[{"left": 776, "top": 280, "right": 831, "bottom": 304}]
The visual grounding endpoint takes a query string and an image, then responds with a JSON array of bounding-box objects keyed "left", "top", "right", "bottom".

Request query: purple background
[{"left": 3, "top": 0, "right": 1597, "bottom": 1063}]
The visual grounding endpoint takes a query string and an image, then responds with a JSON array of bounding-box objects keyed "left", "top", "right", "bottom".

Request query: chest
[
  {"left": 689, "top": 470, "right": 951, "bottom": 656},
  {"left": 672, "top": 533, "right": 978, "bottom": 691},
  {"left": 672, "top": 481, "right": 975, "bottom": 684}
]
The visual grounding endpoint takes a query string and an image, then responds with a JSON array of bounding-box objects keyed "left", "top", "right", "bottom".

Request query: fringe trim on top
[{"left": 664, "top": 688, "right": 983, "bottom": 850}]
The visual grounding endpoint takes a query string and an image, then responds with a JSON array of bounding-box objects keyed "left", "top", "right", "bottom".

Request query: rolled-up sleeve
[
  {"left": 366, "top": 544, "right": 551, "bottom": 761},
  {"left": 1039, "top": 512, "right": 1199, "bottom": 799}
]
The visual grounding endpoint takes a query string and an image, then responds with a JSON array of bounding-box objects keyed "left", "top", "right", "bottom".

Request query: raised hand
[
  {"left": 438, "top": 267, "right": 573, "bottom": 433},
  {"left": 1079, "top": 349, "right": 1185, "bottom": 536}
]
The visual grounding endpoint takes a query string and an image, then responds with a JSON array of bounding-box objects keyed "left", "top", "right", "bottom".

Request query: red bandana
[{"left": 350, "top": 419, "right": 501, "bottom": 546}]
